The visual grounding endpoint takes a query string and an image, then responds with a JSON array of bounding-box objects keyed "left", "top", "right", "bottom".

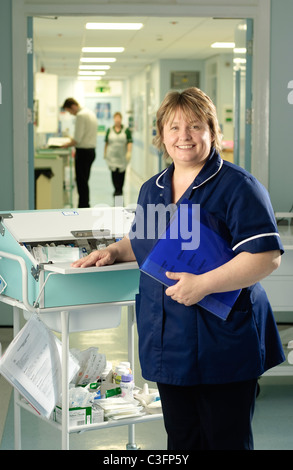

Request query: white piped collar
[{"left": 155, "top": 153, "right": 223, "bottom": 190}]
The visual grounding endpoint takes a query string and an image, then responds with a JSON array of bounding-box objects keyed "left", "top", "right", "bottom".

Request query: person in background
[
  {"left": 72, "top": 87, "right": 285, "bottom": 450},
  {"left": 104, "top": 112, "right": 133, "bottom": 197},
  {"left": 62, "top": 98, "right": 97, "bottom": 208}
]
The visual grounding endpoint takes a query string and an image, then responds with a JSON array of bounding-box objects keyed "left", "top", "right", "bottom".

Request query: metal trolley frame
[
  {"left": 0, "top": 208, "right": 162, "bottom": 450},
  {"left": 0, "top": 250, "right": 163, "bottom": 450}
]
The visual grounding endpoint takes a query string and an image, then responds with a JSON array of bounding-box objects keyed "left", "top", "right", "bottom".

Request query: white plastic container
[
  {"left": 114, "top": 366, "right": 127, "bottom": 384},
  {"left": 120, "top": 374, "right": 134, "bottom": 399}
]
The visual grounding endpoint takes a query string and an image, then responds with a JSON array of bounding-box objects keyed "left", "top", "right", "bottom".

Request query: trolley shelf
[{"left": 17, "top": 397, "right": 163, "bottom": 435}]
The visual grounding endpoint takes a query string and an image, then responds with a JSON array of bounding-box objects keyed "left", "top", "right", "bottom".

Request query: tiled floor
[{"left": 1, "top": 154, "right": 293, "bottom": 450}]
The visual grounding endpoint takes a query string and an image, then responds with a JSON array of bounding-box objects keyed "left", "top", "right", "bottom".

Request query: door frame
[{"left": 12, "top": 0, "right": 271, "bottom": 209}]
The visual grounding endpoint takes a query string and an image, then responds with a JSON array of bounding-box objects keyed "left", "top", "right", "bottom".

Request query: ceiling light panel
[
  {"left": 80, "top": 58, "right": 116, "bottom": 63},
  {"left": 233, "top": 58, "right": 246, "bottom": 64},
  {"left": 82, "top": 47, "right": 124, "bottom": 53},
  {"left": 86, "top": 23, "right": 143, "bottom": 30},
  {"left": 211, "top": 42, "right": 235, "bottom": 48},
  {"left": 79, "top": 65, "right": 110, "bottom": 70},
  {"left": 78, "top": 71, "right": 106, "bottom": 75},
  {"left": 234, "top": 48, "right": 247, "bottom": 54}
]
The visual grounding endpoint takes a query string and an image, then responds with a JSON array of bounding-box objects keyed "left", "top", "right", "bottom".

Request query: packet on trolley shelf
[
  {"left": 97, "top": 396, "right": 145, "bottom": 421},
  {"left": 70, "top": 347, "right": 106, "bottom": 386}
]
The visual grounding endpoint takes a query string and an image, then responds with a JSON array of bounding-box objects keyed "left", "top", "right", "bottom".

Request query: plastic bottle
[
  {"left": 114, "top": 365, "right": 128, "bottom": 384},
  {"left": 120, "top": 373, "right": 134, "bottom": 400},
  {"left": 119, "top": 361, "right": 132, "bottom": 373}
]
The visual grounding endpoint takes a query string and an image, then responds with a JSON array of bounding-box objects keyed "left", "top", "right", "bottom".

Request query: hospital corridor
[{"left": 1, "top": 0, "right": 293, "bottom": 452}]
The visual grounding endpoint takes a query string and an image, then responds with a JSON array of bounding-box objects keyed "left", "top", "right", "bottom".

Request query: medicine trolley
[{"left": 0, "top": 207, "right": 163, "bottom": 450}]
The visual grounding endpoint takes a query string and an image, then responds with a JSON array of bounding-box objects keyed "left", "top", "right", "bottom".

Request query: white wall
[
  {"left": 128, "top": 71, "right": 148, "bottom": 181},
  {"left": 269, "top": 0, "right": 293, "bottom": 211}
]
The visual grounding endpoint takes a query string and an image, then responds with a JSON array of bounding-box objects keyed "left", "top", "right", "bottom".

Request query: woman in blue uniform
[{"left": 72, "top": 87, "right": 285, "bottom": 450}]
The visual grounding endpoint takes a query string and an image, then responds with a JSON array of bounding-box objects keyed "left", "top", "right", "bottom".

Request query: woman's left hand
[
  {"left": 165, "top": 271, "right": 207, "bottom": 306},
  {"left": 164, "top": 250, "right": 282, "bottom": 307}
]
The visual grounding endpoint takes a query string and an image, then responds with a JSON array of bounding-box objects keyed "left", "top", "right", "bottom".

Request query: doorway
[{"left": 12, "top": 1, "right": 271, "bottom": 210}]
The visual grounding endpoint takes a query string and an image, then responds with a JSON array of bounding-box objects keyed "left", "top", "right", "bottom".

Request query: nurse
[
  {"left": 72, "top": 87, "right": 285, "bottom": 450},
  {"left": 104, "top": 111, "right": 133, "bottom": 197}
]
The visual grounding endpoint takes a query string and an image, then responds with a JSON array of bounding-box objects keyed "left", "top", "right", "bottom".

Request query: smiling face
[
  {"left": 153, "top": 88, "right": 222, "bottom": 162},
  {"left": 162, "top": 108, "right": 213, "bottom": 168}
]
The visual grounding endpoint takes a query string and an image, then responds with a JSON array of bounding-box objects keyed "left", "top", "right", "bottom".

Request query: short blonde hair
[{"left": 153, "top": 87, "right": 222, "bottom": 158}]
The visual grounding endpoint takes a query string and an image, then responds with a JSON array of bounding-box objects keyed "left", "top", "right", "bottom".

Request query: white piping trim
[
  {"left": 232, "top": 232, "right": 281, "bottom": 251},
  {"left": 156, "top": 168, "right": 168, "bottom": 188},
  {"left": 155, "top": 157, "right": 224, "bottom": 190},
  {"left": 192, "top": 158, "right": 223, "bottom": 189}
]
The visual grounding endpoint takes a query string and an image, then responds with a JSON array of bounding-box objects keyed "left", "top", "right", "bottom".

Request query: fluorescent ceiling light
[
  {"left": 86, "top": 22, "right": 143, "bottom": 30},
  {"left": 80, "top": 58, "right": 116, "bottom": 63},
  {"left": 78, "top": 76, "right": 102, "bottom": 81},
  {"left": 234, "top": 48, "right": 246, "bottom": 54},
  {"left": 233, "top": 58, "right": 246, "bottom": 64},
  {"left": 82, "top": 47, "right": 124, "bottom": 53},
  {"left": 78, "top": 71, "right": 106, "bottom": 75},
  {"left": 79, "top": 65, "right": 110, "bottom": 70},
  {"left": 211, "top": 42, "right": 235, "bottom": 48}
]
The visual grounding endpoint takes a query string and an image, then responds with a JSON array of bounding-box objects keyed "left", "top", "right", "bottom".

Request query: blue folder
[{"left": 140, "top": 199, "right": 241, "bottom": 320}]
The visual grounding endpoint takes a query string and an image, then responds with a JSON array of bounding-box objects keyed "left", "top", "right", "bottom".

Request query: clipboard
[{"left": 140, "top": 199, "right": 241, "bottom": 320}]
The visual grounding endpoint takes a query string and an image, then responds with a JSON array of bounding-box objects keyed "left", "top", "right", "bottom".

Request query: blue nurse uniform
[{"left": 130, "top": 149, "right": 285, "bottom": 387}]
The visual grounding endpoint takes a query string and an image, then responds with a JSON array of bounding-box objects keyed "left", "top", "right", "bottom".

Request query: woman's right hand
[{"left": 71, "top": 247, "right": 117, "bottom": 268}]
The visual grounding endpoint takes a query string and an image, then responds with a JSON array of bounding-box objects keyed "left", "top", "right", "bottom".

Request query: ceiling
[{"left": 33, "top": 16, "right": 242, "bottom": 80}]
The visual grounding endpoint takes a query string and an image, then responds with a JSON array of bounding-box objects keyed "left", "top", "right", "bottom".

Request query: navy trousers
[
  {"left": 157, "top": 379, "right": 258, "bottom": 450},
  {"left": 111, "top": 168, "right": 125, "bottom": 196},
  {"left": 75, "top": 148, "right": 95, "bottom": 208}
]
